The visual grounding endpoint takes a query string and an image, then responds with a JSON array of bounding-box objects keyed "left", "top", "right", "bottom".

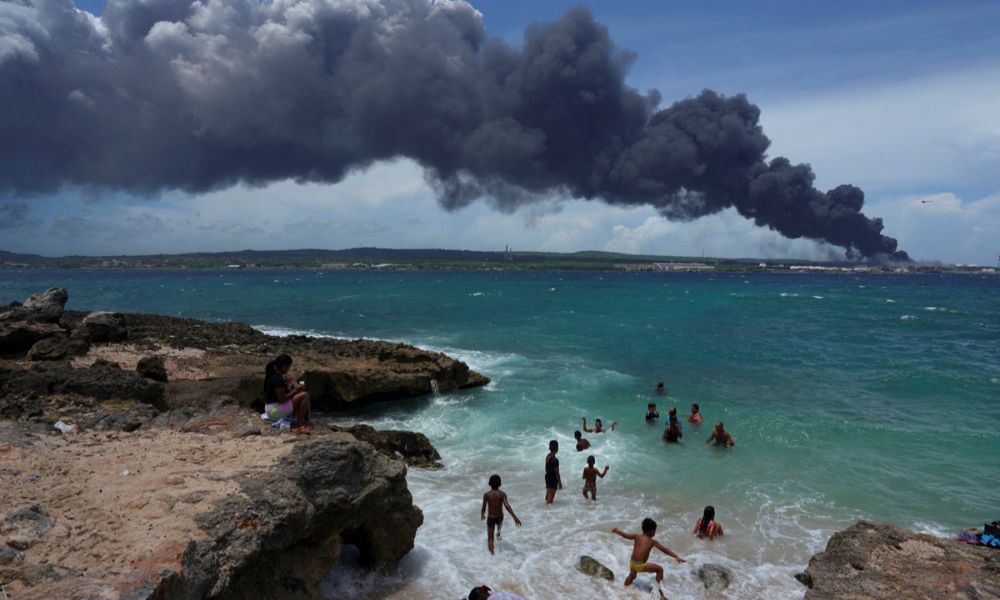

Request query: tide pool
[{"left": 2, "top": 268, "right": 998, "bottom": 598}]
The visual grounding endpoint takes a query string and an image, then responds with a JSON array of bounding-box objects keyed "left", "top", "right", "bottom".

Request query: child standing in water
[
  {"left": 612, "top": 518, "right": 686, "bottom": 596},
  {"left": 544, "top": 440, "right": 562, "bottom": 504},
  {"left": 581, "top": 456, "right": 610, "bottom": 502},
  {"left": 480, "top": 474, "right": 521, "bottom": 555}
]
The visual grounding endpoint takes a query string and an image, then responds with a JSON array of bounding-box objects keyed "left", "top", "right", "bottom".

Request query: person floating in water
[
  {"left": 480, "top": 474, "right": 521, "bottom": 555},
  {"left": 581, "top": 455, "right": 609, "bottom": 502},
  {"left": 583, "top": 417, "right": 616, "bottom": 433},
  {"left": 706, "top": 421, "right": 735, "bottom": 447},
  {"left": 693, "top": 505, "right": 724, "bottom": 540},
  {"left": 263, "top": 354, "right": 311, "bottom": 434},
  {"left": 645, "top": 403, "right": 659, "bottom": 421},
  {"left": 544, "top": 440, "right": 563, "bottom": 505},
  {"left": 655, "top": 381, "right": 665, "bottom": 395},
  {"left": 574, "top": 430, "right": 591, "bottom": 452},
  {"left": 689, "top": 403, "right": 703, "bottom": 425},
  {"left": 612, "top": 518, "right": 686, "bottom": 596},
  {"left": 662, "top": 414, "right": 683, "bottom": 443}
]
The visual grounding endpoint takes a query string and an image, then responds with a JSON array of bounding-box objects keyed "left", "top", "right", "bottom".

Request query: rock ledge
[{"left": 800, "top": 520, "right": 1000, "bottom": 599}]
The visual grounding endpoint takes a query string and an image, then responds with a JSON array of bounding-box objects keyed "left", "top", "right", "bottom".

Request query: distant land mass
[{"left": 0, "top": 248, "right": 994, "bottom": 274}]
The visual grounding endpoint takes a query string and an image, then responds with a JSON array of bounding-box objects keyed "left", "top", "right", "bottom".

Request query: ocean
[{"left": 2, "top": 268, "right": 998, "bottom": 599}]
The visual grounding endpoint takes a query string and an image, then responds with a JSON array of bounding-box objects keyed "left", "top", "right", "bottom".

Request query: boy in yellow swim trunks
[{"left": 612, "top": 518, "right": 686, "bottom": 595}]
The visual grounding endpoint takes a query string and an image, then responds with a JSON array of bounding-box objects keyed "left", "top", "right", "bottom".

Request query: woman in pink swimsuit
[{"left": 693, "top": 505, "right": 725, "bottom": 540}]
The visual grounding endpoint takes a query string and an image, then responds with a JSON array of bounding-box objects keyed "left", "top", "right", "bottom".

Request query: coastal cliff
[
  {"left": 798, "top": 521, "right": 1000, "bottom": 599},
  {"left": 0, "top": 288, "right": 484, "bottom": 598}
]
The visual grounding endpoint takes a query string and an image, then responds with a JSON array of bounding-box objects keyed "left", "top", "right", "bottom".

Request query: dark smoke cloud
[{"left": 0, "top": 0, "right": 907, "bottom": 259}]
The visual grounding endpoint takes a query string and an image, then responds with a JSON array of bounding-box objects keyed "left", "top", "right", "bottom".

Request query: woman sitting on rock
[{"left": 264, "top": 354, "right": 311, "bottom": 433}]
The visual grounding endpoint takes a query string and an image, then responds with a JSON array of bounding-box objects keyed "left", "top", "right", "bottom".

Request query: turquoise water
[{"left": 2, "top": 269, "right": 999, "bottom": 598}]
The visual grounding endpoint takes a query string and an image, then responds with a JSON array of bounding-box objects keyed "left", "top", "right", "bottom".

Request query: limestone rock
[
  {"left": 67, "top": 326, "right": 92, "bottom": 355},
  {"left": 0, "top": 417, "right": 424, "bottom": 600},
  {"left": 0, "top": 361, "right": 165, "bottom": 411},
  {"left": 331, "top": 424, "right": 443, "bottom": 469},
  {"left": 190, "top": 435, "right": 423, "bottom": 598},
  {"left": 301, "top": 343, "right": 490, "bottom": 411},
  {"left": 79, "top": 311, "right": 127, "bottom": 343},
  {"left": 0, "top": 322, "right": 64, "bottom": 355},
  {"left": 577, "top": 555, "right": 615, "bottom": 581},
  {"left": 801, "top": 520, "right": 1000, "bottom": 599},
  {"left": 136, "top": 355, "right": 168, "bottom": 382},
  {"left": 27, "top": 335, "right": 70, "bottom": 361},
  {"left": 90, "top": 358, "right": 121, "bottom": 369},
  {"left": 0, "top": 288, "right": 67, "bottom": 323},
  {"left": 697, "top": 563, "right": 733, "bottom": 590},
  {"left": 2, "top": 504, "right": 52, "bottom": 551},
  {"left": 0, "top": 545, "right": 23, "bottom": 564}
]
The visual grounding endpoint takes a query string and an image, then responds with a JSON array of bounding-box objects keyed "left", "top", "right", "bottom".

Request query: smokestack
[{"left": 0, "top": 0, "right": 907, "bottom": 260}]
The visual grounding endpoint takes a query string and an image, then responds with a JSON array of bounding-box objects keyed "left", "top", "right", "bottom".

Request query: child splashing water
[{"left": 612, "top": 518, "right": 686, "bottom": 598}]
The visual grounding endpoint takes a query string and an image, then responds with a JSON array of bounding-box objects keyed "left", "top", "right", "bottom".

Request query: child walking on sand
[
  {"left": 480, "top": 474, "right": 521, "bottom": 555},
  {"left": 612, "top": 518, "right": 686, "bottom": 596},
  {"left": 581, "top": 456, "right": 609, "bottom": 501}
]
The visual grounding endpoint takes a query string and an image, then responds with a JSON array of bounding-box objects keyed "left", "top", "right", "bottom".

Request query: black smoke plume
[{"left": 0, "top": 0, "right": 907, "bottom": 260}]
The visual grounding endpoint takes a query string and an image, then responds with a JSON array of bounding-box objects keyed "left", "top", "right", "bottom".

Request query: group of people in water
[
  {"left": 262, "top": 357, "right": 730, "bottom": 596},
  {"left": 478, "top": 381, "right": 734, "bottom": 596}
]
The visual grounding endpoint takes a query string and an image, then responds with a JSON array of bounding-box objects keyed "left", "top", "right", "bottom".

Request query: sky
[{"left": 3, "top": 0, "right": 999, "bottom": 264}]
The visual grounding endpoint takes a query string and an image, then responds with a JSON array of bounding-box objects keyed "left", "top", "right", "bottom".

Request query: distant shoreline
[
  {"left": 3, "top": 247, "right": 996, "bottom": 274},
  {"left": 1, "top": 263, "right": 996, "bottom": 275}
]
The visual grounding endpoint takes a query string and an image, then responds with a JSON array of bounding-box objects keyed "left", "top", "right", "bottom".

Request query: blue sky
[{"left": 4, "top": 0, "right": 1000, "bottom": 263}]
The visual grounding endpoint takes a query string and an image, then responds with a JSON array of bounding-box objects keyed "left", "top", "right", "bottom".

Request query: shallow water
[{"left": 3, "top": 269, "right": 999, "bottom": 599}]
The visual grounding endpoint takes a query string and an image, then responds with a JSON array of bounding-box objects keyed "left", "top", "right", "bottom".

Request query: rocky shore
[
  {"left": 0, "top": 288, "right": 489, "bottom": 599},
  {"left": 797, "top": 521, "right": 1000, "bottom": 599}
]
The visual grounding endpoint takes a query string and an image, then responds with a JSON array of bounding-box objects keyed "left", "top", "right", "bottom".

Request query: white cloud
[
  {"left": 760, "top": 64, "right": 1000, "bottom": 193},
  {"left": 867, "top": 192, "right": 1000, "bottom": 265}
]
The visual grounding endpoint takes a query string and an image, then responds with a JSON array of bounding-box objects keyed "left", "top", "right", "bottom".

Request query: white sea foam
[
  {"left": 885, "top": 299, "right": 895, "bottom": 303},
  {"left": 254, "top": 325, "right": 343, "bottom": 339},
  {"left": 470, "top": 292, "right": 484, "bottom": 296},
  {"left": 900, "top": 315, "right": 916, "bottom": 320},
  {"left": 812, "top": 295, "right": 824, "bottom": 300}
]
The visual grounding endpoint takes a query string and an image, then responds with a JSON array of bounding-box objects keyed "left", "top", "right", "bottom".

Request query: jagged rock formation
[
  {"left": 0, "top": 416, "right": 423, "bottom": 599},
  {"left": 1, "top": 288, "right": 489, "bottom": 430},
  {"left": 330, "top": 423, "right": 443, "bottom": 469},
  {"left": 0, "top": 288, "right": 469, "bottom": 598},
  {"left": 798, "top": 521, "right": 1000, "bottom": 599}
]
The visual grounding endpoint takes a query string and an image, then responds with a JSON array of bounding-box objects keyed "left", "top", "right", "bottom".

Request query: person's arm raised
[
  {"left": 611, "top": 528, "right": 635, "bottom": 540},
  {"left": 654, "top": 541, "right": 686, "bottom": 563}
]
